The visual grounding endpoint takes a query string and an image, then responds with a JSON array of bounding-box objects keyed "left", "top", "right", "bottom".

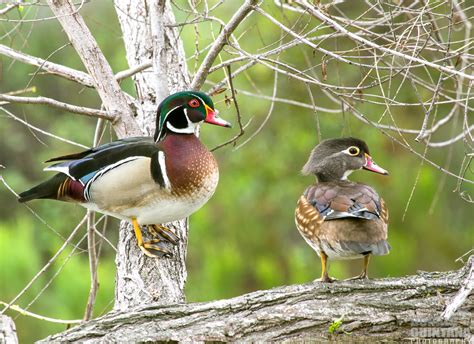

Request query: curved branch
[
  {"left": 0, "top": 94, "right": 114, "bottom": 120},
  {"left": 46, "top": 0, "right": 140, "bottom": 138},
  {"left": 294, "top": 0, "right": 474, "bottom": 81},
  {"left": 190, "top": 0, "right": 260, "bottom": 91},
  {"left": 40, "top": 257, "right": 473, "bottom": 343},
  {"left": 0, "top": 44, "right": 93, "bottom": 86}
]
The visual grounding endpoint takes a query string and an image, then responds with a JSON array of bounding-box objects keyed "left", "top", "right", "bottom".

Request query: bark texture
[
  {"left": 40, "top": 258, "right": 473, "bottom": 343},
  {"left": 0, "top": 315, "right": 18, "bottom": 344},
  {"left": 113, "top": 0, "right": 190, "bottom": 310}
]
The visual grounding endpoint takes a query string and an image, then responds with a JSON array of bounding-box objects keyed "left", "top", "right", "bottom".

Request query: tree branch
[
  {"left": 40, "top": 257, "right": 473, "bottom": 342},
  {"left": 46, "top": 0, "right": 140, "bottom": 138},
  {"left": 190, "top": 0, "right": 260, "bottom": 91},
  {"left": 0, "top": 44, "right": 94, "bottom": 87},
  {"left": 0, "top": 44, "right": 152, "bottom": 88},
  {"left": 115, "top": 61, "right": 152, "bottom": 83},
  {"left": 0, "top": 94, "right": 114, "bottom": 120},
  {"left": 442, "top": 257, "right": 474, "bottom": 320},
  {"left": 294, "top": 0, "right": 474, "bottom": 81}
]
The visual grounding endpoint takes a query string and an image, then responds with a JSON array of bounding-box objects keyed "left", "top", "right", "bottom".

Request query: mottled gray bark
[
  {"left": 40, "top": 257, "right": 473, "bottom": 343},
  {"left": 0, "top": 315, "right": 18, "bottom": 344},
  {"left": 113, "top": 0, "right": 190, "bottom": 310}
]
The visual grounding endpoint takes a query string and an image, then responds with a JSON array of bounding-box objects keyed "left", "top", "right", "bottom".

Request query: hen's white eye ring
[{"left": 347, "top": 146, "right": 360, "bottom": 156}]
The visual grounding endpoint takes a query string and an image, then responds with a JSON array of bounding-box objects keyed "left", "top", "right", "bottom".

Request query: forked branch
[
  {"left": 190, "top": 0, "right": 260, "bottom": 91},
  {"left": 46, "top": 0, "right": 140, "bottom": 138}
]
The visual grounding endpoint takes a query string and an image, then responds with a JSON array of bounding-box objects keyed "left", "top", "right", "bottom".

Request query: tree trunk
[
  {"left": 46, "top": 0, "right": 191, "bottom": 311},
  {"left": 113, "top": 0, "right": 190, "bottom": 310},
  {"left": 39, "top": 257, "right": 473, "bottom": 342},
  {"left": 0, "top": 315, "right": 18, "bottom": 344}
]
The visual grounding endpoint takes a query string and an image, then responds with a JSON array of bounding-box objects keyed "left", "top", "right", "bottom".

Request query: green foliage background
[{"left": 0, "top": 1, "right": 472, "bottom": 342}]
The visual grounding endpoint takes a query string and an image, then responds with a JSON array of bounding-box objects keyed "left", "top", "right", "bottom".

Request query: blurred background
[{"left": 1, "top": 1, "right": 473, "bottom": 342}]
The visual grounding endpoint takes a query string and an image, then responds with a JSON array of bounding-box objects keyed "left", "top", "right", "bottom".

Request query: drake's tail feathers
[{"left": 18, "top": 174, "right": 67, "bottom": 203}]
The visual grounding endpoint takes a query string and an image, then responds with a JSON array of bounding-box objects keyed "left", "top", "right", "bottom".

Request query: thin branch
[
  {"left": 442, "top": 256, "right": 474, "bottom": 320},
  {"left": 0, "top": 301, "right": 81, "bottom": 325},
  {"left": 115, "top": 61, "right": 152, "bottom": 83},
  {"left": 0, "top": 216, "right": 87, "bottom": 315},
  {"left": 234, "top": 58, "right": 279, "bottom": 151},
  {"left": 0, "top": 94, "right": 114, "bottom": 120},
  {"left": 190, "top": 0, "right": 260, "bottom": 90},
  {"left": 427, "top": 125, "right": 474, "bottom": 147},
  {"left": 0, "top": 44, "right": 152, "bottom": 87},
  {"left": 0, "top": 4, "right": 20, "bottom": 15},
  {"left": 294, "top": 1, "right": 474, "bottom": 81},
  {"left": 0, "top": 107, "right": 89, "bottom": 149},
  {"left": 211, "top": 65, "right": 245, "bottom": 151},
  {"left": 46, "top": 0, "right": 139, "bottom": 138},
  {"left": 84, "top": 211, "right": 99, "bottom": 321},
  {"left": 0, "top": 43, "right": 94, "bottom": 87}
]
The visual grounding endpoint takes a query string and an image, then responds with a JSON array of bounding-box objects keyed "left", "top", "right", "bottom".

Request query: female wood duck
[
  {"left": 295, "top": 137, "right": 390, "bottom": 282},
  {"left": 19, "top": 91, "right": 231, "bottom": 258}
]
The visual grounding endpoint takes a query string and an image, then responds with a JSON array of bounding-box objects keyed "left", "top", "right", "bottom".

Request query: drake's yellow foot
[
  {"left": 132, "top": 218, "right": 173, "bottom": 258},
  {"left": 148, "top": 224, "right": 179, "bottom": 245},
  {"left": 141, "top": 239, "right": 173, "bottom": 258}
]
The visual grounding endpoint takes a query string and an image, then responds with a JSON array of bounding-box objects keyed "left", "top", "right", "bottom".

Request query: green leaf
[{"left": 328, "top": 315, "right": 344, "bottom": 334}]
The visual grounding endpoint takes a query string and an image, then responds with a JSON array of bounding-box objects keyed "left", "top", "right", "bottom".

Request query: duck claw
[
  {"left": 140, "top": 239, "right": 174, "bottom": 258},
  {"left": 148, "top": 224, "right": 179, "bottom": 245}
]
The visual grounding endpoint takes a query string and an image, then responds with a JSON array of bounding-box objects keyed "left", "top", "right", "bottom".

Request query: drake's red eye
[{"left": 188, "top": 99, "right": 200, "bottom": 108}]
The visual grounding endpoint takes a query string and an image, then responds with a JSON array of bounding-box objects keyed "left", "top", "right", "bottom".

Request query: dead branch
[
  {"left": 190, "top": 0, "right": 260, "bottom": 90},
  {"left": 0, "top": 94, "right": 114, "bottom": 119},
  {"left": 39, "top": 257, "right": 473, "bottom": 343},
  {"left": 294, "top": 1, "right": 474, "bottom": 81},
  {"left": 46, "top": 0, "right": 140, "bottom": 138}
]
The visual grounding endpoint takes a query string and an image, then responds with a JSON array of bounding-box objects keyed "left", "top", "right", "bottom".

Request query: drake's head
[{"left": 154, "top": 91, "right": 231, "bottom": 142}]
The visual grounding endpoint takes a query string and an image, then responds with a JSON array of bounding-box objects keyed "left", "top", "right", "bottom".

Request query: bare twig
[
  {"left": 0, "top": 107, "right": 89, "bottom": 148},
  {"left": 0, "top": 216, "right": 87, "bottom": 315},
  {"left": 190, "top": 0, "right": 260, "bottom": 90},
  {"left": 0, "top": 44, "right": 93, "bottom": 86},
  {"left": 0, "top": 44, "right": 152, "bottom": 87},
  {"left": 211, "top": 65, "right": 245, "bottom": 151},
  {"left": 46, "top": 0, "right": 139, "bottom": 138},
  {"left": 84, "top": 211, "right": 99, "bottom": 321},
  {"left": 115, "top": 61, "right": 152, "bottom": 83},
  {"left": 442, "top": 256, "right": 474, "bottom": 320},
  {"left": 0, "top": 94, "right": 114, "bottom": 120},
  {"left": 234, "top": 59, "right": 279, "bottom": 151},
  {"left": 294, "top": 1, "right": 474, "bottom": 81},
  {"left": 0, "top": 302, "right": 81, "bottom": 325}
]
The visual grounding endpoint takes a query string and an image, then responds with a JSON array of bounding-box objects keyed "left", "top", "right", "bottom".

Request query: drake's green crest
[{"left": 157, "top": 90, "right": 214, "bottom": 133}]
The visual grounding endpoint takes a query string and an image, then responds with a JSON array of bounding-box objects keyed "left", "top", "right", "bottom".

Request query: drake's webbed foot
[
  {"left": 132, "top": 218, "right": 174, "bottom": 258},
  {"left": 148, "top": 224, "right": 179, "bottom": 245},
  {"left": 140, "top": 239, "right": 173, "bottom": 258}
]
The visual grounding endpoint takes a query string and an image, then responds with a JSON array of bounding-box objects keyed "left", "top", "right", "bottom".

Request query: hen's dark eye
[
  {"left": 188, "top": 99, "right": 200, "bottom": 108},
  {"left": 348, "top": 146, "right": 360, "bottom": 156}
]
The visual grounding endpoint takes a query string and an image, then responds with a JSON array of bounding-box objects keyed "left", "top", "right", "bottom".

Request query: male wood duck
[
  {"left": 295, "top": 137, "right": 390, "bottom": 282},
  {"left": 19, "top": 91, "right": 231, "bottom": 258}
]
